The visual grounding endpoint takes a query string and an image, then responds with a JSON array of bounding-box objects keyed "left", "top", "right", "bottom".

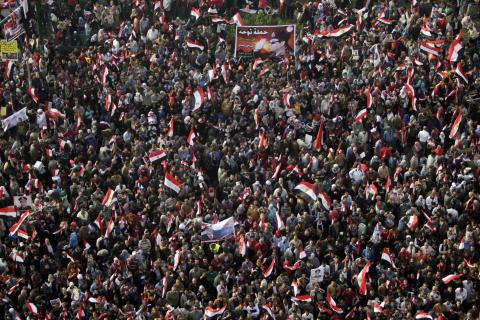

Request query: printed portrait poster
[
  {"left": 14, "top": 194, "right": 33, "bottom": 210},
  {"left": 235, "top": 25, "right": 296, "bottom": 58}
]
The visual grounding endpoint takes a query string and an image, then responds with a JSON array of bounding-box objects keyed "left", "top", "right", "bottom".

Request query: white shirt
[{"left": 418, "top": 130, "right": 430, "bottom": 143}]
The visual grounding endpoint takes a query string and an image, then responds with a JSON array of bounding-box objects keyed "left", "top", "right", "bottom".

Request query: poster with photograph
[
  {"left": 14, "top": 194, "right": 32, "bottom": 210},
  {"left": 235, "top": 25, "right": 296, "bottom": 58}
]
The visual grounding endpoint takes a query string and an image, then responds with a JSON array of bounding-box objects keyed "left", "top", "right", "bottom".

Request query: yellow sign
[{"left": 0, "top": 40, "right": 19, "bottom": 54}]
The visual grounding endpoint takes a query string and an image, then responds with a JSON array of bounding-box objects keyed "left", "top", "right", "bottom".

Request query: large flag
[
  {"left": 148, "top": 149, "right": 166, "bottom": 162},
  {"left": 232, "top": 12, "right": 244, "bottom": 26},
  {"left": 326, "top": 292, "right": 343, "bottom": 314},
  {"left": 356, "top": 262, "right": 370, "bottom": 295},
  {"left": 316, "top": 24, "right": 354, "bottom": 38},
  {"left": 1, "top": 107, "right": 28, "bottom": 132},
  {"left": 201, "top": 217, "right": 235, "bottom": 242},
  {"left": 449, "top": 112, "right": 462, "bottom": 139},
  {"left": 354, "top": 108, "right": 367, "bottom": 123},
  {"left": 9, "top": 210, "right": 31, "bottom": 236},
  {"left": 447, "top": 34, "right": 462, "bottom": 62},
  {"left": 102, "top": 188, "right": 115, "bottom": 207},
  {"left": 0, "top": 206, "right": 16, "bottom": 218},
  {"left": 204, "top": 305, "right": 226, "bottom": 318},
  {"left": 186, "top": 39, "right": 204, "bottom": 50},
  {"left": 420, "top": 42, "right": 442, "bottom": 56},
  {"left": 442, "top": 273, "right": 463, "bottom": 284},
  {"left": 190, "top": 7, "right": 201, "bottom": 20},
  {"left": 291, "top": 295, "right": 312, "bottom": 303},
  {"left": 164, "top": 172, "right": 182, "bottom": 193},
  {"left": 294, "top": 181, "right": 317, "bottom": 201}
]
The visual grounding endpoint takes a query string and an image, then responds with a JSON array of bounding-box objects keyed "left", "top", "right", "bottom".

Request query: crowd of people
[{"left": 0, "top": 0, "right": 479, "bottom": 319}]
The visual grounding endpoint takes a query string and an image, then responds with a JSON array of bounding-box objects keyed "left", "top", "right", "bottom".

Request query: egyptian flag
[
  {"left": 105, "top": 217, "right": 114, "bottom": 238},
  {"left": 221, "top": 62, "right": 229, "bottom": 83},
  {"left": 291, "top": 295, "right": 312, "bottom": 303},
  {"left": 105, "top": 94, "right": 112, "bottom": 111},
  {"left": 186, "top": 39, "right": 204, "bottom": 50},
  {"left": 205, "top": 305, "right": 226, "bottom": 318},
  {"left": 211, "top": 17, "right": 229, "bottom": 24},
  {"left": 101, "top": 65, "right": 109, "bottom": 85},
  {"left": 148, "top": 149, "right": 166, "bottom": 162},
  {"left": 313, "top": 121, "right": 324, "bottom": 150},
  {"left": 294, "top": 181, "right": 317, "bottom": 201},
  {"left": 238, "top": 235, "right": 246, "bottom": 256},
  {"left": 420, "top": 25, "right": 432, "bottom": 37},
  {"left": 442, "top": 273, "right": 463, "bottom": 284},
  {"left": 262, "top": 305, "right": 276, "bottom": 319},
  {"left": 373, "top": 303, "right": 384, "bottom": 314},
  {"left": 167, "top": 118, "right": 174, "bottom": 137},
  {"left": 173, "top": 249, "right": 181, "bottom": 271},
  {"left": 263, "top": 256, "right": 276, "bottom": 278},
  {"left": 407, "top": 215, "right": 418, "bottom": 229},
  {"left": 454, "top": 63, "right": 468, "bottom": 84},
  {"left": 207, "top": 86, "right": 214, "bottom": 102},
  {"left": 102, "top": 188, "right": 115, "bottom": 207},
  {"left": 0, "top": 206, "right": 16, "bottom": 218},
  {"left": 187, "top": 127, "right": 196, "bottom": 146},
  {"left": 25, "top": 302, "right": 39, "bottom": 316},
  {"left": 164, "top": 172, "right": 182, "bottom": 193},
  {"left": 286, "top": 278, "right": 298, "bottom": 297},
  {"left": 17, "top": 229, "right": 29, "bottom": 240},
  {"left": 9, "top": 210, "right": 31, "bottom": 236},
  {"left": 377, "top": 17, "right": 394, "bottom": 24},
  {"left": 259, "top": 65, "right": 270, "bottom": 77},
  {"left": 449, "top": 112, "right": 462, "bottom": 139},
  {"left": 275, "top": 206, "right": 285, "bottom": 230},
  {"left": 381, "top": 248, "right": 397, "bottom": 268},
  {"left": 253, "top": 58, "right": 264, "bottom": 70},
  {"left": 318, "top": 191, "right": 331, "bottom": 210},
  {"left": 447, "top": 34, "right": 462, "bottom": 62},
  {"left": 283, "top": 260, "right": 301, "bottom": 271},
  {"left": 366, "top": 90, "right": 373, "bottom": 108},
  {"left": 193, "top": 87, "right": 205, "bottom": 112},
  {"left": 283, "top": 92, "right": 292, "bottom": 108},
  {"left": 27, "top": 87, "right": 39, "bottom": 103},
  {"left": 415, "top": 312, "right": 433, "bottom": 320},
  {"left": 384, "top": 175, "right": 391, "bottom": 192},
  {"left": 208, "top": 67, "right": 218, "bottom": 81},
  {"left": 258, "top": 131, "right": 268, "bottom": 149},
  {"left": 356, "top": 262, "right": 370, "bottom": 295},
  {"left": 190, "top": 7, "right": 201, "bottom": 20},
  {"left": 75, "top": 112, "right": 82, "bottom": 130},
  {"left": 326, "top": 292, "right": 343, "bottom": 314},
  {"left": 354, "top": 108, "right": 367, "bottom": 123},
  {"left": 356, "top": 13, "right": 362, "bottom": 32},
  {"left": 420, "top": 42, "right": 441, "bottom": 56},
  {"left": 272, "top": 162, "right": 282, "bottom": 179},
  {"left": 232, "top": 12, "right": 244, "bottom": 26},
  {"left": 366, "top": 183, "right": 378, "bottom": 200},
  {"left": 3, "top": 60, "right": 14, "bottom": 80},
  {"left": 316, "top": 24, "right": 354, "bottom": 38}
]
